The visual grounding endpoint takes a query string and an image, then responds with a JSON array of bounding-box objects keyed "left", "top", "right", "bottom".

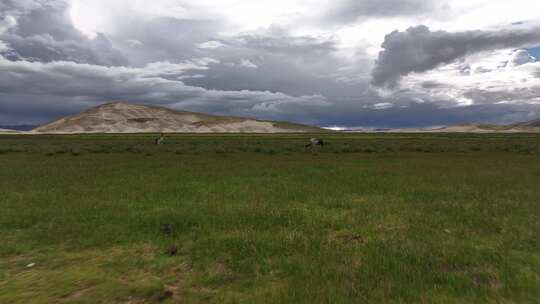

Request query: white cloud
[
  {"left": 0, "top": 41, "right": 8, "bottom": 52},
  {"left": 125, "top": 39, "right": 143, "bottom": 47},
  {"left": 373, "top": 102, "right": 393, "bottom": 109},
  {"left": 239, "top": 59, "right": 258, "bottom": 68},
  {"left": 197, "top": 41, "right": 226, "bottom": 49},
  {"left": 69, "top": 0, "right": 193, "bottom": 38},
  {"left": 397, "top": 49, "right": 540, "bottom": 107},
  {"left": 508, "top": 49, "right": 536, "bottom": 66},
  {"left": 138, "top": 59, "right": 217, "bottom": 78},
  {"left": 0, "top": 15, "right": 17, "bottom": 35},
  {"left": 177, "top": 74, "right": 205, "bottom": 80},
  {"left": 222, "top": 59, "right": 258, "bottom": 69}
]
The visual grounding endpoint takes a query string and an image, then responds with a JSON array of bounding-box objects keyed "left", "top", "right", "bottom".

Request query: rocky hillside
[{"left": 32, "top": 102, "right": 324, "bottom": 134}]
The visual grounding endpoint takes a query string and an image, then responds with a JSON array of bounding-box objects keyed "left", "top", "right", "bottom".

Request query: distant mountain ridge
[
  {"left": 31, "top": 102, "right": 324, "bottom": 134},
  {"left": 512, "top": 119, "right": 540, "bottom": 128},
  {"left": 3, "top": 104, "right": 539, "bottom": 134},
  {"left": 0, "top": 128, "right": 22, "bottom": 133},
  {"left": 0, "top": 125, "right": 36, "bottom": 131},
  {"left": 333, "top": 119, "right": 540, "bottom": 133},
  {"left": 387, "top": 119, "right": 540, "bottom": 133}
]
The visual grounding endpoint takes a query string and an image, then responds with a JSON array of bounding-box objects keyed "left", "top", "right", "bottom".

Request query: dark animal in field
[
  {"left": 165, "top": 245, "right": 178, "bottom": 256},
  {"left": 305, "top": 138, "right": 324, "bottom": 149},
  {"left": 155, "top": 133, "right": 165, "bottom": 145}
]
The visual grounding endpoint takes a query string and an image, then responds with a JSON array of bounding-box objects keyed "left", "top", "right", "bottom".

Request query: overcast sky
[{"left": 1, "top": 0, "right": 540, "bottom": 128}]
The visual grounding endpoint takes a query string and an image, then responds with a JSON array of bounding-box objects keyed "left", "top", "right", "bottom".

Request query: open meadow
[{"left": 1, "top": 133, "right": 539, "bottom": 303}]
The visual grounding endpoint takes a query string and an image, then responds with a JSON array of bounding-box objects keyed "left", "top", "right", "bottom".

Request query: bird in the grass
[
  {"left": 165, "top": 245, "right": 178, "bottom": 256},
  {"left": 155, "top": 133, "right": 165, "bottom": 145},
  {"left": 305, "top": 138, "right": 324, "bottom": 149}
]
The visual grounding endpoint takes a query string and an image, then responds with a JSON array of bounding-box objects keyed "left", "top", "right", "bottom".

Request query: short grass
[{"left": 0, "top": 133, "right": 539, "bottom": 303}]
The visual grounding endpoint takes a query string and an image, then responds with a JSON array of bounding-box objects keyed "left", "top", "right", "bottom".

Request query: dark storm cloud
[
  {"left": 372, "top": 25, "right": 540, "bottom": 87},
  {"left": 324, "top": 0, "right": 436, "bottom": 24},
  {"left": 1, "top": 32, "right": 128, "bottom": 66},
  {"left": 231, "top": 28, "right": 337, "bottom": 56},
  {"left": 5, "top": 0, "right": 80, "bottom": 39},
  {"left": 111, "top": 17, "right": 223, "bottom": 65},
  {"left": 110, "top": 22, "right": 372, "bottom": 116},
  {"left": 420, "top": 81, "right": 445, "bottom": 89},
  {"left": 0, "top": 56, "right": 330, "bottom": 124},
  {"left": 0, "top": 2, "right": 350, "bottom": 125},
  {"left": 0, "top": 0, "right": 128, "bottom": 66},
  {"left": 1, "top": 52, "right": 538, "bottom": 128},
  {"left": 328, "top": 103, "right": 539, "bottom": 127},
  {"left": 183, "top": 28, "right": 370, "bottom": 98},
  {"left": 0, "top": 93, "right": 87, "bottom": 125},
  {"left": 240, "top": 95, "right": 540, "bottom": 128}
]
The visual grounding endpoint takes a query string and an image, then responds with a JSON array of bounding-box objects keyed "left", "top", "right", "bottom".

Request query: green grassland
[{"left": 1, "top": 133, "right": 539, "bottom": 303}]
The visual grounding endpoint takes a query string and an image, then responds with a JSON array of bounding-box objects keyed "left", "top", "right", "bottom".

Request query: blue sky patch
[{"left": 526, "top": 47, "right": 540, "bottom": 59}]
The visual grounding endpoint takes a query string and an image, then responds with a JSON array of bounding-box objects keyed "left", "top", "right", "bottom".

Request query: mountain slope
[
  {"left": 512, "top": 119, "right": 540, "bottom": 129},
  {"left": 438, "top": 121, "right": 540, "bottom": 132},
  {"left": 0, "top": 128, "right": 22, "bottom": 134},
  {"left": 32, "top": 102, "right": 324, "bottom": 133},
  {"left": 387, "top": 120, "right": 540, "bottom": 133}
]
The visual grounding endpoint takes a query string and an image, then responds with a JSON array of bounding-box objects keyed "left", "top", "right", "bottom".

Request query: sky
[{"left": 1, "top": 0, "right": 540, "bottom": 128}]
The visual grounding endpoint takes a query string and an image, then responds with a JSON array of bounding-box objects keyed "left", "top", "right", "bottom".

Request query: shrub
[
  {"left": 71, "top": 148, "right": 82, "bottom": 156},
  {"left": 363, "top": 147, "right": 376, "bottom": 153},
  {"left": 262, "top": 149, "right": 277, "bottom": 155}
]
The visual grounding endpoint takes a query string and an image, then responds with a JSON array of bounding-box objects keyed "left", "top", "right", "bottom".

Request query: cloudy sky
[{"left": 1, "top": 0, "right": 540, "bottom": 128}]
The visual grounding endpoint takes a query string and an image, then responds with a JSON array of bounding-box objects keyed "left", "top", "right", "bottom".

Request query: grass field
[{"left": 1, "top": 133, "right": 539, "bottom": 303}]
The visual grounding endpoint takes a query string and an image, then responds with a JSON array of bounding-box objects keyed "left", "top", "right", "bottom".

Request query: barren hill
[
  {"left": 388, "top": 120, "right": 540, "bottom": 133},
  {"left": 32, "top": 102, "right": 324, "bottom": 134},
  {"left": 432, "top": 121, "right": 540, "bottom": 133},
  {"left": 0, "top": 128, "right": 22, "bottom": 134},
  {"left": 512, "top": 119, "right": 540, "bottom": 129}
]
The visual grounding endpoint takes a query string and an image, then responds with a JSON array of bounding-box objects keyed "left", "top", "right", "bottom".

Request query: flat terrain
[{"left": 1, "top": 133, "right": 539, "bottom": 303}]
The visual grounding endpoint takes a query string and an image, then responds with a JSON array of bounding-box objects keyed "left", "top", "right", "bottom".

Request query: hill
[
  {"left": 512, "top": 119, "right": 540, "bottom": 129},
  {"left": 0, "top": 128, "right": 22, "bottom": 134},
  {"left": 435, "top": 120, "right": 540, "bottom": 132},
  {"left": 386, "top": 120, "right": 540, "bottom": 133},
  {"left": 32, "top": 102, "right": 324, "bottom": 134}
]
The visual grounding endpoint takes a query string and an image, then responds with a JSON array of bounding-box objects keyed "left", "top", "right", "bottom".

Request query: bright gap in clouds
[
  {"left": 68, "top": 0, "right": 319, "bottom": 38},
  {"left": 69, "top": 0, "right": 192, "bottom": 38},
  {"left": 527, "top": 47, "right": 540, "bottom": 59},
  {"left": 69, "top": 1, "right": 102, "bottom": 38}
]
